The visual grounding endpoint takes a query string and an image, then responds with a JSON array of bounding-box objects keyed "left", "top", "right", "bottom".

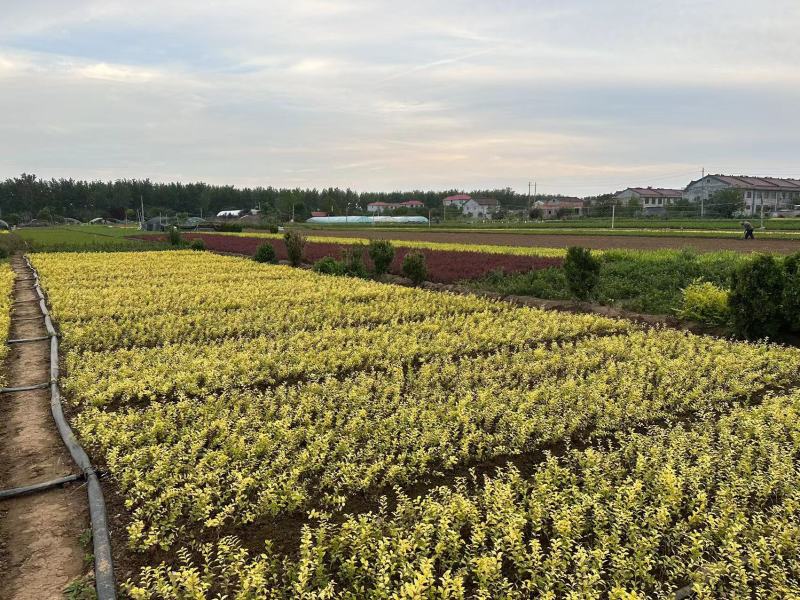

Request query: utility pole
[
  {"left": 428, "top": 208, "right": 432, "bottom": 228},
  {"left": 527, "top": 181, "right": 532, "bottom": 218},
  {"left": 140, "top": 195, "right": 145, "bottom": 228},
  {"left": 611, "top": 203, "right": 616, "bottom": 229}
]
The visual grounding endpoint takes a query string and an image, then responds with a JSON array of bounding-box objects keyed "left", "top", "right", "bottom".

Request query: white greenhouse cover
[{"left": 306, "top": 216, "right": 428, "bottom": 225}]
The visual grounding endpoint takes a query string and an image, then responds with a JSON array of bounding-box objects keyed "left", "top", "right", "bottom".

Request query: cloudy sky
[{"left": 1, "top": 0, "right": 798, "bottom": 196}]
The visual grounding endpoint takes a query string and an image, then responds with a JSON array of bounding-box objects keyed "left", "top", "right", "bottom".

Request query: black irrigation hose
[
  {"left": 8, "top": 335, "right": 51, "bottom": 344},
  {"left": 0, "top": 473, "right": 84, "bottom": 500},
  {"left": 23, "top": 257, "right": 117, "bottom": 600},
  {"left": 0, "top": 382, "right": 50, "bottom": 393}
]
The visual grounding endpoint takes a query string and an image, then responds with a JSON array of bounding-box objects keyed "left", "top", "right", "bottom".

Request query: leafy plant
[
  {"left": 563, "top": 246, "right": 600, "bottom": 300},
  {"left": 190, "top": 238, "right": 205, "bottom": 251},
  {"left": 313, "top": 256, "right": 346, "bottom": 276},
  {"left": 783, "top": 252, "right": 800, "bottom": 332},
  {"left": 368, "top": 240, "right": 395, "bottom": 276},
  {"left": 284, "top": 230, "right": 306, "bottom": 266},
  {"left": 63, "top": 574, "right": 97, "bottom": 600},
  {"left": 341, "top": 245, "right": 369, "bottom": 278},
  {"left": 676, "top": 280, "right": 730, "bottom": 326},
  {"left": 728, "top": 254, "right": 785, "bottom": 339},
  {"left": 253, "top": 242, "right": 277, "bottom": 263},
  {"left": 402, "top": 251, "right": 427, "bottom": 285},
  {"left": 167, "top": 227, "right": 182, "bottom": 246},
  {"left": 214, "top": 222, "right": 243, "bottom": 232}
]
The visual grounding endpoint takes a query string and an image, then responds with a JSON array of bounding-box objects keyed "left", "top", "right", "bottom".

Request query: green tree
[
  {"left": 728, "top": 254, "right": 785, "bottom": 339},
  {"left": 707, "top": 189, "right": 745, "bottom": 218},
  {"left": 564, "top": 247, "right": 601, "bottom": 300}
]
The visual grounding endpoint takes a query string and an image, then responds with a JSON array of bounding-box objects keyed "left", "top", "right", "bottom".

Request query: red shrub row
[{"left": 138, "top": 233, "right": 562, "bottom": 283}]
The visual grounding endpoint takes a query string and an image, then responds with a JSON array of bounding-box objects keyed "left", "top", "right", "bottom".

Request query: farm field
[
  {"left": 308, "top": 217, "right": 800, "bottom": 233},
  {"left": 16, "top": 225, "right": 163, "bottom": 252},
  {"left": 0, "top": 262, "right": 13, "bottom": 386},
  {"left": 145, "top": 232, "right": 565, "bottom": 283},
  {"left": 149, "top": 232, "right": 757, "bottom": 315},
  {"left": 29, "top": 250, "right": 800, "bottom": 598},
  {"left": 293, "top": 228, "right": 800, "bottom": 253}
]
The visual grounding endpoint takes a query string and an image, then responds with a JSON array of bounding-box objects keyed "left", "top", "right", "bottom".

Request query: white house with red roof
[{"left": 684, "top": 175, "right": 800, "bottom": 215}]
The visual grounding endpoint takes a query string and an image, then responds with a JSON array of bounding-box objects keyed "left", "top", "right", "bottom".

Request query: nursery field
[
  {"left": 149, "top": 232, "right": 564, "bottom": 283},
  {"left": 16, "top": 225, "right": 161, "bottom": 252},
  {"left": 30, "top": 250, "right": 800, "bottom": 598}
]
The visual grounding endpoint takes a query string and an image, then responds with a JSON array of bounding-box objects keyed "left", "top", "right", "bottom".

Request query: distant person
[{"left": 742, "top": 221, "right": 754, "bottom": 240}]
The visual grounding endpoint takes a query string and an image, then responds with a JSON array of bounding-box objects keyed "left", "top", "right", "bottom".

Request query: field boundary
[{"left": 24, "top": 256, "right": 117, "bottom": 600}]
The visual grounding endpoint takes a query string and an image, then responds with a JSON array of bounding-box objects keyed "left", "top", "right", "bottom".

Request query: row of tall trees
[{"left": 0, "top": 175, "right": 546, "bottom": 223}]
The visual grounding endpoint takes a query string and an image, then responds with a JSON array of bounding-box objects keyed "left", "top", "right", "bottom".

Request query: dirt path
[
  {"left": 312, "top": 229, "right": 800, "bottom": 253},
  {"left": 0, "top": 257, "right": 88, "bottom": 600}
]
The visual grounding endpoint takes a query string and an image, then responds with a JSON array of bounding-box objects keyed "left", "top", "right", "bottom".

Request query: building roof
[
  {"left": 443, "top": 194, "right": 471, "bottom": 203},
  {"left": 703, "top": 175, "right": 800, "bottom": 191},
  {"left": 539, "top": 197, "right": 584, "bottom": 206},
  {"left": 310, "top": 211, "right": 328, "bottom": 217},
  {"left": 367, "top": 201, "right": 390, "bottom": 207},
  {"left": 620, "top": 187, "right": 684, "bottom": 198},
  {"left": 400, "top": 200, "right": 424, "bottom": 206},
  {"left": 217, "top": 210, "right": 244, "bottom": 217},
  {"left": 474, "top": 198, "right": 499, "bottom": 206}
]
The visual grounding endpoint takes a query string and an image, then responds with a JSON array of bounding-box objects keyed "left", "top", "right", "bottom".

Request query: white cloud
[
  {"left": 76, "top": 62, "right": 160, "bottom": 82},
  {"left": 0, "top": 0, "right": 798, "bottom": 194}
]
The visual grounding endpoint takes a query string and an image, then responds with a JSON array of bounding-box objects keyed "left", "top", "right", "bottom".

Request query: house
[
  {"left": 367, "top": 200, "right": 426, "bottom": 214},
  {"left": 614, "top": 188, "right": 684, "bottom": 215},
  {"left": 366, "top": 202, "right": 391, "bottom": 213},
  {"left": 401, "top": 200, "right": 425, "bottom": 209},
  {"left": 442, "top": 194, "right": 499, "bottom": 218},
  {"left": 535, "top": 197, "right": 585, "bottom": 219},
  {"left": 683, "top": 175, "right": 800, "bottom": 215},
  {"left": 442, "top": 194, "right": 472, "bottom": 209}
]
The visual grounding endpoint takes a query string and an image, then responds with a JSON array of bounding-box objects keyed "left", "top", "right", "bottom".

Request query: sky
[{"left": 1, "top": 0, "right": 798, "bottom": 196}]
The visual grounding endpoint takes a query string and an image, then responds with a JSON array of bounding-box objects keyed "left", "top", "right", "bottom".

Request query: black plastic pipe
[{"left": 0, "top": 473, "right": 83, "bottom": 500}]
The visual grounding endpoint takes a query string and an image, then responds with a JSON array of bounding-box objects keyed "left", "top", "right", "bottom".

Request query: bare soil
[
  {"left": 0, "top": 257, "right": 88, "bottom": 600},
  {"left": 312, "top": 229, "right": 800, "bottom": 253}
]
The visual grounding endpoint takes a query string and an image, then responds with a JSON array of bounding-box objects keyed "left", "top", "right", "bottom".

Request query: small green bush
[
  {"left": 783, "top": 252, "right": 800, "bottom": 332},
  {"left": 268, "top": 224, "right": 280, "bottom": 234},
  {"left": 341, "top": 245, "right": 369, "bottom": 278},
  {"left": 167, "top": 227, "right": 182, "bottom": 246},
  {"left": 253, "top": 243, "right": 277, "bottom": 263},
  {"left": 676, "top": 280, "right": 730, "bottom": 326},
  {"left": 189, "top": 238, "right": 205, "bottom": 251},
  {"left": 368, "top": 240, "right": 395, "bottom": 276},
  {"left": 563, "top": 246, "right": 600, "bottom": 300},
  {"left": 313, "top": 256, "right": 346, "bottom": 276},
  {"left": 402, "top": 251, "right": 427, "bottom": 285},
  {"left": 284, "top": 230, "right": 306, "bottom": 266},
  {"left": 729, "top": 254, "right": 785, "bottom": 339},
  {"left": 215, "top": 222, "right": 243, "bottom": 232}
]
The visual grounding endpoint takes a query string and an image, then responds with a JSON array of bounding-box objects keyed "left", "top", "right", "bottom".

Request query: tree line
[{"left": 0, "top": 174, "right": 548, "bottom": 224}]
